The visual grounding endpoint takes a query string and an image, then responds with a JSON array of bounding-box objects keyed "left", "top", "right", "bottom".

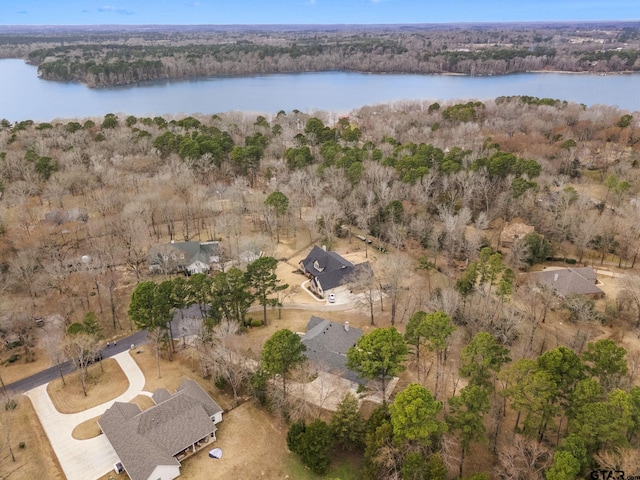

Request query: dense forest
[
  {"left": 1, "top": 22, "right": 640, "bottom": 86},
  {"left": 1, "top": 91, "right": 640, "bottom": 478}
]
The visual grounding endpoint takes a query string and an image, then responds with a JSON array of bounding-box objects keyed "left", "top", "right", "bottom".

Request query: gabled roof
[
  {"left": 170, "top": 241, "right": 220, "bottom": 265},
  {"left": 99, "top": 379, "right": 222, "bottom": 480},
  {"left": 302, "top": 316, "right": 364, "bottom": 384},
  {"left": 301, "top": 246, "right": 370, "bottom": 290},
  {"left": 136, "top": 395, "right": 213, "bottom": 457},
  {"left": 148, "top": 241, "right": 219, "bottom": 271},
  {"left": 302, "top": 246, "right": 353, "bottom": 274},
  {"left": 152, "top": 388, "right": 171, "bottom": 405},
  {"left": 176, "top": 379, "right": 223, "bottom": 418},
  {"left": 529, "top": 267, "right": 604, "bottom": 297},
  {"left": 170, "top": 304, "right": 208, "bottom": 339}
]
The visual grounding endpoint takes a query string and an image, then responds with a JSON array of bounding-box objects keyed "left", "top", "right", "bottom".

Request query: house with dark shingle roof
[
  {"left": 148, "top": 241, "right": 220, "bottom": 275},
  {"left": 302, "top": 316, "right": 364, "bottom": 384},
  {"left": 528, "top": 266, "right": 604, "bottom": 298},
  {"left": 98, "top": 379, "right": 223, "bottom": 480},
  {"left": 299, "top": 246, "right": 371, "bottom": 298}
]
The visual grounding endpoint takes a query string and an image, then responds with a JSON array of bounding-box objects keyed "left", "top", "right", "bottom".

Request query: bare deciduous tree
[
  {"left": 348, "top": 266, "right": 379, "bottom": 326},
  {"left": 63, "top": 332, "right": 100, "bottom": 396},
  {"left": 198, "top": 320, "right": 255, "bottom": 406},
  {"left": 8, "top": 249, "right": 40, "bottom": 302},
  {"left": 618, "top": 273, "right": 640, "bottom": 330},
  {"left": 379, "top": 252, "right": 412, "bottom": 325},
  {"left": 496, "top": 433, "right": 552, "bottom": 480},
  {"left": 315, "top": 195, "right": 344, "bottom": 248}
]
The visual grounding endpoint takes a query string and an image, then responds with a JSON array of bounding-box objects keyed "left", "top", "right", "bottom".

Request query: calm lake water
[{"left": 1, "top": 58, "right": 639, "bottom": 122}]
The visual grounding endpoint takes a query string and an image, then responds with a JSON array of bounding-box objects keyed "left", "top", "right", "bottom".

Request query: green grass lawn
[{"left": 286, "top": 450, "right": 363, "bottom": 480}]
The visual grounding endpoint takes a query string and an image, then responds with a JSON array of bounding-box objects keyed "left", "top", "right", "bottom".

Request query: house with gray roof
[
  {"left": 528, "top": 266, "right": 604, "bottom": 298},
  {"left": 98, "top": 379, "right": 223, "bottom": 480},
  {"left": 170, "top": 304, "right": 209, "bottom": 345},
  {"left": 300, "top": 246, "right": 371, "bottom": 298},
  {"left": 302, "top": 316, "right": 364, "bottom": 384},
  {"left": 148, "top": 241, "right": 219, "bottom": 275}
]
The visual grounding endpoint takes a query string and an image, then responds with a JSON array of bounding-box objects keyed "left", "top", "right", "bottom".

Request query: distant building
[
  {"left": 500, "top": 221, "right": 535, "bottom": 248},
  {"left": 528, "top": 267, "right": 604, "bottom": 299},
  {"left": 169, "top": 304, "right": 209, "bottom": 345},
  {"left": 299, "top": 245, "right": 371, "bottom": 298},
  {"left": 44, "top": 207, "right": 89, "bottom": 224},
  {"left": 99, "top": 379, "right": 223, "bottom": 480},
  {"left": 148, "top": 241, "right": 219, "bottom": 275}
]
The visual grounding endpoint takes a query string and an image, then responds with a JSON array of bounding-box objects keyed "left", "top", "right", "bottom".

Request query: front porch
[{"left": 175, "top": 431, "right": 216, "bottom": 462}]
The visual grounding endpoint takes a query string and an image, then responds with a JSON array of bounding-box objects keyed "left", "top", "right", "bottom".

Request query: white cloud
[{"left": 98, "top": 6, "right": 135, "bottom": 15}]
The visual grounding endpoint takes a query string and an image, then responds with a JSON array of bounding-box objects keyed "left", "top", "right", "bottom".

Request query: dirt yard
[
  {"left": 0, "top": 396, "right": 65, "bottom": 480},
  {"left": 179, "top": 401, "right": 292, "bottom": 480},
  {"left": 1, "top": 346, "right": 53, "bottom": 386}
]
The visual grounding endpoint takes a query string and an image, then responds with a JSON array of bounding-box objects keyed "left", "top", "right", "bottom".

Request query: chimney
[
  {"left": 344, "top": 321, "right": 349, "bottom": 332},
  {"left": 554, "top": 273, "right": 559, "bottom": 282}
]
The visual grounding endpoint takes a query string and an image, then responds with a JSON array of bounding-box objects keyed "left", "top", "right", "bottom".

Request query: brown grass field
[
  {"left": 0, "top": 396, "right": 65, "bottom": 480},
  {"left": 71, "top": 415, "right": 102, "bottom": 440},
  {"left": 46, "top": 358, "right": 128, "bottom": 414}
]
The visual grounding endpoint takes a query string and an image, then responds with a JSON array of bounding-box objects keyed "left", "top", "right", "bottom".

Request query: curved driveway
[
  {"left": 22, "top": 296, "right": 364, "bottom": 480},
  {"left": 26, "top": 351, "right": 149, "bottom": 480}
]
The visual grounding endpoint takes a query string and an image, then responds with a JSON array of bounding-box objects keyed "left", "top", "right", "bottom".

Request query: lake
[{"left": 1, "top": 58, "right": 639, "bottom": 122}]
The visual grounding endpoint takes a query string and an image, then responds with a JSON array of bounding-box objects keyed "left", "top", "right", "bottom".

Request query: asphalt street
[{"left": 3, "top": 329, "right": 148, "bottom": 396}]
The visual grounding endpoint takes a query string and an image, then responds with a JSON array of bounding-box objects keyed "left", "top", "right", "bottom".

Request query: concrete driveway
[{"left": 26, "top": 351, "right": 149, "bottom": 480}]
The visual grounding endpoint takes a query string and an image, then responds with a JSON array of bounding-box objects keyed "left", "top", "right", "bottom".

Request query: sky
[{"left": 2, "top": 0, "right": 639, "bottom": 25}]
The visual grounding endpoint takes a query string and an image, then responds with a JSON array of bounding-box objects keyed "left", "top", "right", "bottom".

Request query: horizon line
[{"left": 2, "top": 19, "right": 640, "bottom": 28}]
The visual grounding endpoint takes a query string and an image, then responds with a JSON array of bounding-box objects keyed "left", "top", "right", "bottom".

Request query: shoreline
[{"left": 36, "top": 67, "right": 640, "bottom": 89}]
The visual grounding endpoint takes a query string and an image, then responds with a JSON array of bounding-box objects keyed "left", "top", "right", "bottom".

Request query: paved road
[
  {"left": 5, "top": 291, "right": 358, "bottom": 396},
  {"left": 4, "top": 330, "right": 148, "bottom": 395}
]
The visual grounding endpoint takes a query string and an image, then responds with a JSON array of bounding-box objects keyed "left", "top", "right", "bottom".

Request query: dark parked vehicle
[{"left": 88, "top": 352, "right": 103, "bottom": 364}]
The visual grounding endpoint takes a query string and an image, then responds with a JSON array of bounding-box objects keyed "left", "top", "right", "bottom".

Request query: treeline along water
[{"left": 1, "top": 59, "right": 639, "bottom": 122}]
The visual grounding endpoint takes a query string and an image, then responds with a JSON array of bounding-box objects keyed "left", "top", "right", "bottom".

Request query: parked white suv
[{"left": 328, "top": 293, "right": 336, "bottom": 303}]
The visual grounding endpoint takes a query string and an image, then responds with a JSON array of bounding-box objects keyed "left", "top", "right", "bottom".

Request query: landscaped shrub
[
  {"left": 214, "top": 375, "right": 227, "bottom": 390},
  {"left": 286, "top": 420, "right": 306, "bottom": 453}
]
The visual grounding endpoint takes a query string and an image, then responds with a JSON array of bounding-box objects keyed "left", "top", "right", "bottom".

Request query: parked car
[
  {"left": 88, "top": 351, "right": 103, "bottom": 364},
  {"left": 328, "top": 293, "right": 336, "bottom": 303}
]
